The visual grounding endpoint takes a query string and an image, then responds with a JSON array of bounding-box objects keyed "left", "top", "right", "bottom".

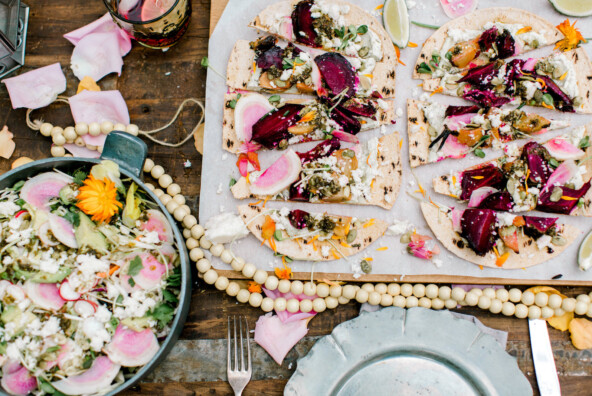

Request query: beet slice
[
  {"left": 523, "top": 216, "right": 558, "bottom": 233},
  {"left": 291, "top": 0, "right": 318, "bottom": 47},
  {"left": 314, "top": 53, "right": 358, "bottom": 98},
  {"left": 496, "top": 29, "right": 516, "bottom": 59},
  {"left": 444, "top": 105, "right": 481, "bottom": 118},
  {"left": 288, "top": 209, "right": 310, "bottom": 229},
  {"left": 522, "top": 141, "right": 553, "bottom": 185},
  {"left": 251, "top": 104, "right": 304, "bottom": 149},
  {"left": 535, "top": 74, "right": 574, "bottom": 112},
  {"left": 463, "top": 89, "right": 510, "bottom": 107},
  {"left": 458, "top": 62, "right": 499, "bottom": 87},
  {"left": 461, "top": 208, "right": 497, "bottom": 255},
  {"left": 478, "top": 27, "right": 498, "bottom": 51},
  {"left": 289, "top": 179, "right": 311, "bottom": 201},
  {"left": 330, "top": 105, "right": 362, "bottom": 134},
  {"left": 460, "top": 164, "right": 506, "bottom": 200},
  {"left": 477, "top": 191, "right": 514, "bottom": 211},
  {"left": 256, "top": 45, "right": 284, "bottom": 70},
  {"left": 537, "top": 181, "right": 591, "bottom": 214},
  {"left": 342, "top": 98, "right": 377, "bottom": 119},
  {"left": 297, "top": 137, "right": 341, "bottom": 164}
]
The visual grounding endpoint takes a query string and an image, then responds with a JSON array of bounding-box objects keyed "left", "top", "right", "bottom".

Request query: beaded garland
[{"left": 31, "top": 121, "right": 592, "bottom": 321}]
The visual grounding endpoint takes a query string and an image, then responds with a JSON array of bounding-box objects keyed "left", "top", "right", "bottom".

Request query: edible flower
[
  {"left": 406, "top": 231, "right": 439, "bottom": 260},
  {"left": 275, "top": 263, "right": 293, "bottom": 280},
  {"left": 236, "top": 151, "right": 261, "bottom": 177},
  {"left": 555, "top": 19, "right": 586, "bottom": 52},
  {"left": 76, "top": 174, "right": 122, "bottom": 223},
  {"left": 261, "top": 215, "right": 276, "bottom": 240},
  {"left": 248, "top": 281, "right": 262, "bottom": 293}
]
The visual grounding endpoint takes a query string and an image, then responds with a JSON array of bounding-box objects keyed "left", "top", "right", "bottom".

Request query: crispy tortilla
[
  {"left": 407, "top": 99, "right": 431, "bottom": 168},
  {"left": 231, "top": 133, "right": 402, "bottom": 209},
  {"left": 222, "top": 93, "right": 396, "bottom": 153},
  {"left": 565, "top": 48, "right": 592, "bottom": 114},
  {"left": 432, "top": 123, "right": 592, "bottom": 216},
  {"left": 238, "top": 204, "right": 387, "bottom": 261},
  {"left": 420, "top": 202, "right": 579, "bottom": 269},
  {"left": 413, "top": 7, "right": 562, "bottom": 81}
]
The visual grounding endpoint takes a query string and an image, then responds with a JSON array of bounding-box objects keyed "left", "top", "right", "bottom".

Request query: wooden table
[{"left": 0, "top": 1, "right": 591, "bottom": 395}]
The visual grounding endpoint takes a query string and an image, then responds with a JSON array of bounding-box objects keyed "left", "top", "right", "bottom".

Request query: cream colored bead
[
  {"left": 186, "top": 238, "right": 199, "bottom": 250},
  {"left": 183, "top": 229, "right": 191, "bottom": 239},
  {"left": 528, "top": 305, "right": 542, "bottom": 320},
  {"left": 40, "top": 123, "right": 53, "bottom": 136},
  {"left": 191, "top": 224, "right": 205, "bottom": 239},
  {"left": 261, "top": 297, "right": 274, "bottom": 312},
  {"left": 329, "top": 285, "right": 342, "bottom": 298},
  {"left": 444, "top": 299, "right": 457, "bottom": 310},
  {"left": 158, "top": 174, "right": 173, "bottom": 189},
  {"left": 64, "top": 127, "right": 77, "bottom": 142},
  {"left": 434, "top": 286, "right": 449, "bottom": 301},
  {"left": 75, "top": 123, "right": 88, "bottom": 135},
  {"left": 203, "top": 269, "right": 218, "bottom": 285},
  {"left": 338, "top": 296, "right": 350, "bottom": 305},
  {"left": 286, "top": 298, "right": 300, "bottom": 313},
  {"left": 151, "top": 165, "right": 165, "bottom": 180},
  {"left": 165, "top": 200, "right": 179, "bottom": 214},
  {"left": 263, "top": 275, "right": 278, "bottom": 291},
  {"left": 412, "top": 284, "right": 426, "bottom": 298},
  {"left": 521, "top": 291, "right": 535, "bottom": 306},
  {"left": 249, "top": 293, "right": 263, "bottom": 308},
  {"left": 470, "top": 288, "right": 483, "bottom": 297},
  {"left": 174, "top": 206, "right": 189, "bottom": 222},
  {"left": 143, "top": 158, "right": 155, "bottom": 173},
  {"left": 226, "top": 282, "right": 240, "bottom": 297},
  {"left": 274, "top": 297, "right": 287, "bottom": 312},
  {"left": 361, "top": 283, "right": 374, "bottom": 293},
  {"left": 508, "top": 288, "right": 522, "bottom": 303},
  {"left": 190, "top": 248, "right": 204, "bottom": 262},
  {"left": 278, "top": 279, "right": 291, "bottom": 294},
  {"left": 236, "top": 289, "right": 250, "bottom": 304},
  {"left": 387, "top": 283, "right": 401, "bottom": 296},
  {"left": 502, "top": 302, "right": 516, "bottom": 316},
  {"left": 113, "top": 122, "right": 126, "bottom": 132},
  {"left": 101, "top": 121, "right": 114, "bottom": 134},
  {"left": 374, "top": 283, "right": 387, "bottom": 295},
  {"left": 75, "top": 137, "right": 85, "bottom": 146},
  {"left": 159, "top": 194, "right": 172, "bottom": 206},
  {"left": 303, "top": 282, "right": 316, "bottom": 296},
  {"left": 489, "top": 299, "right": 503, "bottom": 314},
  {"left": 170, "top": 196, "right": 186, "bottom": 208},
  {"left": 577, "top": 294, "right": 591, "bottom": 304},
  {"left": 241, "top": 263, "right": 256, "bottom": 278},
  {"left": 214, "top": 276, "right": 229, "bottom": 291},
  {"left": 401, "top": 283, "right": 413, "bottom": 297},
  {"left": 495, "top": 289, "right": 509, "bottom": 303},
  {"left": 554, "top": 308, "right": 565, "bottom": 317},
  {"left": 291, "top": 281, "right": 304, "bottom": 295},
  {"left": 575, "top": 301, "right": 588, "bottom": 315},
  {"left": 425, "top": 284, "right": 438, "bottom": 299},
  {"left": 154, "top": 188, "right": 164, "bottom": 198},
  {"left": 64, "top": 154, "right": 73, "bottom": 157},
  {"left": 144, "top": 183, "right": 155, "bottom": 191},
  {"left": 368, "top": 291, "right": 381, "bottom": 306},
  {"left": 300, "top": 299, "right": 313, "bottom": 313},
  {"left": 50, "top": 145, "right": 66, "bottom": 157},
  {"left": 562, "top": 297, "right": 576, "bottom": 312},
  {"left": 220, "top": 250, "right": 233, "bottom": 264},
  {"left": 515, "top": 304, "right": 529, "bottom": 319},
  {"left": 325, "top": 296, "right": 339, "bottom": 309},
  {"left": 356, "top": 289, "right": 369, "bottom": 304},
  {"left": 482, "top": 288, "right": 495, "bottom": 299},
  {"left": 167, "top": 183, "right": 181, "bottom": 196},
  {"left": 180, "top": 204, "right": 191, "bottom": 214},
  {"left": 51, "top": 126, "right": 63, "bottom": 137},
  {"left": 127, "top": 124, "right": 139, "bottom": 136},
  {"left": 89, "top": 122, "right": 101, "bottom": 136},
  {"left": 196, "top": 258, "right": 210, "bottom": 273},
  {"left": 465, "top": 292, "right": 479, "bottom": 306},
  {"left": 548, "top": 294, "right": 562, "bottom": 309},
  {"left": 406, "top": 296, "right": 419, "bottom": 308},
  {"left": 313, "top": 298, "right": 326, "bottom": 313},
  {"left": 210, "top": 244, "right": 224, "bottom": 257},
  {"left": 252, "top": 270, "right": 267, "bottom": 285},
  {"left": 380, "top": 294, "right": 393, "bottom": 307},
  {"left": 316, "top": 283, "right": 330, "bottom": 298},
  {"left": 451, "top": 287, "right": 466, "bottom": 302},
  {"left": 394, "top": 295, "right": 406, "bottom": 308},
  {"left": 182, "top": 216, "right": 197, "bottom": 230},
  {"left": 477, "top": 296, "right": 491, "bottom": 310},
  {"left": 342, "top": 285, "right": 356, "bottom": 299},
  {"left": 231, "top": 257, "right": 245, "bottom": 272},
  {"left": 535, "top": 292, "right": 549, "bottom": 308},
  {"left": 542, "top": 307, "right": 555, "bottom": 319},
  {"left": 418, "top": 297, "right": 432, "bottom": 309},
  {"left": 430, "top": 298, "right": 443, "bottom": 310}
]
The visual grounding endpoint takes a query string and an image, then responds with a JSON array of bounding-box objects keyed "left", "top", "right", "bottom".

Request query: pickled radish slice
[
  {"left": 59, "top": 281, "right": 81, "bottom": 301},
  {"left": 234, "top": 94, "right": 274, "bottom": 143},
  {"left": 1, "top": 361, "right": 37, "bottom": 396},
  {"left": 5, "top": 284, "right": 25, "bottom": 303},
  {"left": 104, "top": 325, "right": 159, "bottom": 367},
  {"left": 74, "top": 300, "right": 96, "bottom": 317},
  {"left": 445, "top": 113, "right": 477, "bottom": 131},
  {"left": 543, "top": 159, "right": 579, "bottom": 192},
  {"left": 24, "top": 281, "right": 66, "bottom": 312},
  {"left": 468, "top": 187, "right": 498, "bottom": 207},
  {"left": 440, "top": 135, "right": 467, "bottom": 159},
  {"left": 451, "top": 208, "right": 463, "bottom": 232},
  {"left": 141, "top": 0, "right": 175, "bottom": 21},
  {"left": 440, "top": 0, "right": 478, "bottom": 18},
  {"left": 130, "top": 253, "right": 166, "bottom": 289},
  {"left": 20, "top": 172, "right": 72, "bottom": 211},
  {"left": 38, "top": 221, "right": 59, "bottom": 247},
  {"left": 52, "top": 356, "right": 120, "bottom": 395},
  {"left": 332, "top": 130, "right": 360, "bottom": 144},
  {"left": 48, "top": 213, "right": 78, "bottom": 249},
  {"left": 249, "top": 150, "right": 302, "bottom": 196},
  {"left": 543, "top": 138, "right": 585, "bottom": 161},
  {"left": 141, "top": 209, "right": 174, "bottom": 243}
]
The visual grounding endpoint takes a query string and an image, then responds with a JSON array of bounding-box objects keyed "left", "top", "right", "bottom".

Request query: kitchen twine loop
[{"left": 25, "top": 95, "right": 204, "bottom": 148}]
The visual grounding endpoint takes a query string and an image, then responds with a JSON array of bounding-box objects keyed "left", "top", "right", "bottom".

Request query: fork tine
[
  {"left": 233, "top": 316, "right": 238, "bottom": 372},
  {"left": 246, "top": 317, "right": 251, "bottom": 372},
  {"left": 240, "top": 316, "right": 245, "bottom": 371},
  {"left": 227, "top": 316, "right": 231, "bottom": 371}
]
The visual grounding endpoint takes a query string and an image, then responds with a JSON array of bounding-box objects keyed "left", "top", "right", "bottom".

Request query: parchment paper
[{"left": 200, "top": 0, "right": 592, "bottom": 282}]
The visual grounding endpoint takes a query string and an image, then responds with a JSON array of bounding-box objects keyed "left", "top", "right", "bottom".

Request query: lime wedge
[
  {"left": 549, "top": 0, "right": 592, "bottom": 17},
  {"left": 383, "top": 0, "right": 409, "bottom": 48},
  {"left": 578, "top": 229, "right": 592, "bottom": 270}
]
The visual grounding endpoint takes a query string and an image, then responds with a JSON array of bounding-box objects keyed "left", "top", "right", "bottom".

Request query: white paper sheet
[{"left": 200, "top": 0, "right": 592, "bottom": 282}]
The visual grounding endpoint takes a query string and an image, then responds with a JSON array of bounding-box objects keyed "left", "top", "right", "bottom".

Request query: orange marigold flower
[
  {"left": 274, "top": 262, "right": 292, "bottom": 280},
  {"left": 76, "top": 174, "right": 122, "bottom": 223},
  {"left": 247, "top": 281, "right": 262, "bottom": 293},
  {"left": 555, "top": 19, "right": 586, "bottom": 52}
]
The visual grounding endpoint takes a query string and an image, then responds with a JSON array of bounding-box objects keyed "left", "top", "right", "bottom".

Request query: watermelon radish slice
[
  {"left": 141, "top": 209, "right": 174, "bottom": 243},
  {"left": 311, "top": 61, "right": 324, "bottom": 95},
  {"left": 523, "top": 58, "right": 537, "bottom": 72},
  {"left": 1, "top": 361, "right": 37, "bottom": 396},
  {"left": 468, "top": 187, "right": 498, "bottom": 207},
  {"left": 104, "top": 325, "right": 159, "bottom": 367},
  {"left": 4, "top": 284, "right": 25, "bottom": 303},
  {"left": 543, "top": 159, "right": 579, "bottom": 192},
  {"left": 20, "top": 172, "right": 72, "bottom": 211},
  {"left": 24, "top": 281, "right": 65, "bottom": 311},
  {"left": 440, "top": 0, "right": 478, "bottom": 19},
  {"left": 250, "top": 150, "right": 302, "bottom": 196},
  {"left": 38, "top": 221, "right": 59, "bottom": 247},
  {"left": 439, "top": 135, "right": 468, "bottom": 160},
  {"left": 128, "top": 253, "right": 166, "bottom": 289},
  {"left": 45, "top": 339, "right": 76, "bottom": 370},
  {"left": 451, "top": 208, "right": 464, "bottom": 233},
  {"left": 332, "top": 130, "right": 360, "bottom": 144},
  {"left": 234, "top": 94, "right": 274, "bottom": 143},
  {"left": 59, "top": 281, "right": 81, "bottom": 301},
  {"left": 445, "top": 113, "right": 477, "bottom": 131},
  {"left": 74, "top": 299, "right": 97, "bottom": 317},
  {"left": 543, "top": 138, "right": 585, "bottom": 161},
  {"left": 51, "top": 356, "right": 120, "bottom": 395},
  {"left": 48, "top": 213, "right": 78, "bottom": 249}
]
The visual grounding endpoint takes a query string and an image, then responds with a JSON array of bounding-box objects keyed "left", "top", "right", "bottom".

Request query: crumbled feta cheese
[
  {"left": 0, "top": 201, "right": 20, "bottom": 217},
  {"left": 321, "top": 245, "right": 330, "bottom": 257},
  {"left": 536, "top": 235, "right": 552, "bottom": 251},
  {"left": 496, "top": 212, "right": 516, "bottom": 227},
  {"left": 204, "top": 212, "right": 249, "bottom": 243},
  {"left": 386, "top": 220, "right": 412, "bottom": 236}
]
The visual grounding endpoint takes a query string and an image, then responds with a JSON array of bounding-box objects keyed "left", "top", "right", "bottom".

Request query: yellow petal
[
  {"left": 77, "top": 76, "right": 101, "bottom": 94},
  {"left": 569, "top": 318, "right": 592, "bottom": 350},
  {"left": 548, "top": 311, "right": 574, "bottom": 332},
  {"left": 525, "top": 286, "right": 567, "bottom": 298}
]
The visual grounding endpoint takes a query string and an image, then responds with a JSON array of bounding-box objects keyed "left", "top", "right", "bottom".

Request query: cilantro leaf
[
  {"left": 150, "top": 303, "right": 175, "bottom": 328},
  {"left": 127, "top": 256, "right": 144, "bottom": 276},
  {"left": 229, "top": 178, "right": 237, "bottom": 187},
  {"left": 166, "top": 266, "right": 182, "bottom": 287},
  {"left": 163, "top": 289, "right": 179, "bottom": 303},
  {"left": 61, "top": 210, "right": 80, "bottom": 227},
  {"left": 128, "top": 277, "right": 136, "bottom": 287},
  {"left": 73, "top": 170, "right": 88, "bottom": 186},
  {"left": 200, "top": 57, "right": 209, "bottom": 68},
  {"left": 9, "top": 180, "right": 25, "bottom": 192},
  {"left": 357, "top": 25, "right": 368, "bottom": 34}
]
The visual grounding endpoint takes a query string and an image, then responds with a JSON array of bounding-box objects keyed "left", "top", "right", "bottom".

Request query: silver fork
[{"left": 227, "top": 316, "right": 252, "bottom": 396}]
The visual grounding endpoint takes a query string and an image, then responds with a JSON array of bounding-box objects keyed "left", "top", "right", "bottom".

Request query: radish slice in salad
[
  {"left": 59, "top": 281, "right": 81, "bottom": 301},
  {"left": 440, "top": 0, "right": 478, "bottom": 19},
  {"left": 543, "top": 138, "right": 585, "bottom": 161},
  {"left": 48, "top": 213, "right": 78, "bottom": 249},
  {"left": 141, "top": 209, "right": 174, "bottom": 243},
  {"left": 20, "top": 172, "right": 72, "bottom": 211},
  {"left": 38, "top": 221, "right": 59, "bottom": 246},
  {"left": 543, "top": 160, "right": 579, "bottom": 192},
  {"left": 439, "top": 135, "right": 467, "bottom": 159},
  {"left": 104, "top": 325, "right": 159, "bottom": 367},
  {"left": 51, "top": 356, "right": 121, "bottom": 396},
  {"left": 1, "top": 361, "right": 37, "bottom": 396},
  {"left": 468, "top": 187, "right": 498, "bottom": 207},
  {"left": 234, "top": 94, "right": 274, "bottom": 143},
  {"left": 130, "top": 253, "right": 166, "bottom": 290},
  {"left": 4, "top": 284, "right": 25, "bottom": 303},
  {"left": 332, "top": 130, "right": 359, "bottom": 144},
  {"left": 24, "top": 281, "right": 65, "bottom": 311},
  {"left": 249, "top": 150, "right": 302, "bottom": 196},
  {"left": 74, "top": 299, "right": 97, "bottom": 317}
]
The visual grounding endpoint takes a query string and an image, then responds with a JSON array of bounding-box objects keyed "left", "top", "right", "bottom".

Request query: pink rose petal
[
  {"left": 64, "top": 13, "right": 131, "bottom": 56},
  {"left": 1, "top": 63, "right": 66, "bottom": 109},
  {"left": 71, "top": 32, "right": 124, "bottom": 81},
  {"left": 263, "top": 288, "right": 316, "bottom": 323},
  {"left": 63, "top": 144, "right": 101, "bottom": 158},
  {"left": 254, "top": 313, "right": 309, "bottom": 365}
]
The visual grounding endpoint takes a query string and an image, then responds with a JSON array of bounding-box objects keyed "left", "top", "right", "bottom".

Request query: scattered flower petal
[
  {"left": 64, "top": 13, "right": 131, "bottom": 56},
  {"left": 254, "top": 312, "right": 309, "bottom": 365},
  {"left": 77, "top": 76, "right": 101, "bottom": 94},
  {"left": 263, "top": 288, "right": 316, "bottom": 323},
  {"left": 1, "top": 63, "right": 66, "bottom": 109},
  {"left": 0, "top": 126, "right": 15, "bottom": 159},
  {"left": 63, "top": 143, "right": 101, "bottom": 159},
  {"left": 555, "top": 19, "right": 586, "bottom": 52},
  {"left": 569, "top": 318, "right": 592, "bottom": 350},
  {"left": 70, "top": 32, "right": 124, "bottom": 81}
]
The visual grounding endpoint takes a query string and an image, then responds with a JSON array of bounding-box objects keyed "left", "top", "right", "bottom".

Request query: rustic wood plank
[{"left": 120, "top": 380, "right": 287, "bottom": 396}]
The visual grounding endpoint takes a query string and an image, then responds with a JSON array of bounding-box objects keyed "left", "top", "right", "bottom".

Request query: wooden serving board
[{"left": 207, "top": 0, "right": 591, "bottom": 286}]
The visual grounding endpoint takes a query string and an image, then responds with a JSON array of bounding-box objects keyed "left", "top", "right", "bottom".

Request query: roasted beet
[
  {"left": 288, "top": 209, "right": 310, "bottom": 229},
  {"left": 256, "top": 45, "right": 284, "bottom": 70},
  {"left": 461, "top": 208, "right": 497, "bottom": 255},
  {"left": 315, "top": 53, "right": 358, "bottom": 98},
  {"left": 458, "top": 61, "right": 500, "bottom": 87},
  {"left": 496, "top": 30, "right": 516, "bottom": 59},
  {"left": 297, "top": 138, "right": 341, "bottom": 164},
  {"left": 330, "top": 105, "right": 362, "bottom": 134},
  {"left": 523, "top": 216, "right": 558, "bottom": 233},
  {"left": 522, "top": 142, "right": 553, "bottom": 185},
  {"left": 444, "top": 105, "right": 481, "bottom": 118},
  {"left": 478, "top": 191, "right": 514, "bottom": 211},
  {"left": 478, "top": 27, "right": 498, "bottom": 52},
  {"left": 463, "top": 89, "right": 511, "bottom": 107},
  {"left": 535, "top": 74, "right": 574, "bottom": 112},
  {"left": 289, "top": 179, "right": 311, "bottom": 201},
  {"left": 251, "top": 104, "right": 304, "bottom": 149},
  {"left": 291, "top": 0, "right": 318, "bottom": 47},
  {"left": 503, "top": 59, "right": 526, "bottom": 93},
  {"left": 342, "top": 98, "right": 377, "bottom": 119},
  {"left": 537, "top": 181, "right": 591, "bottom": 214},
  {"left": 460, "top": 164, "right": 506, "bottom": 200},
  {"left": 250, "top": 36, "right": 277, "bottom": 54}
]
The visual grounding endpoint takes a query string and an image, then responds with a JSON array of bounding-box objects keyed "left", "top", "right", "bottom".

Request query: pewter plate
[{"left": 285, "top": 308, "right": 532, "bottom": 396}]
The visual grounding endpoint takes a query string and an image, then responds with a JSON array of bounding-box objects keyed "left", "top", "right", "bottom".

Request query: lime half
[
  {"left": 383, "top": 0, "right": 409, "bottom": 48},
  {"left": 578, "top": 229, "right": 592, "bottom": 271},
  {"left": 549, "top": 0, "right": 592, "bottom": 17}
]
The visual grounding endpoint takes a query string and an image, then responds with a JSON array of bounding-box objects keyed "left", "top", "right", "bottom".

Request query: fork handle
[{"left": 234, "top": 391, "right": 242, "bottom": 396}]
